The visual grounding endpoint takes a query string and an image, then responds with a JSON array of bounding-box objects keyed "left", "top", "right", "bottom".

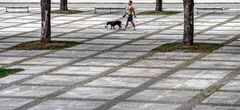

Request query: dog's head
[{"left": 105, "top": 21, "right": 111, "bottom": 28}]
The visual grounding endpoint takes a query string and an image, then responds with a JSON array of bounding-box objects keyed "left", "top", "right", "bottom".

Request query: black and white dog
[{"left": 105, "top": 21, "right": 122, "bottom": 30}]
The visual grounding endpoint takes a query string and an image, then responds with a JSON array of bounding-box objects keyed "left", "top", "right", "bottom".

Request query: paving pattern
[{"left": 0, "top": 4, "right": 240, "bottom": 110}]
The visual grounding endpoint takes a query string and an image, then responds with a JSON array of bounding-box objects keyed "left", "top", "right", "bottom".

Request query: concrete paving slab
[
  {"left": 29, "top": 100, "right": 105, "bottom": 110},
  {"left": 110, "top": 102, "right": 180, "bottom": 110},
  {"left": 58, "top": 87, "right": 129, "bottom": 99},
  {"left": 128, "top": 90, "right": 200, "bottom": 103},
  {"left": 86, "top": 77, "right": 150, "bottom": 88},
  {"left": 0, "top": 85, "right": 62, "bottom": 97}
]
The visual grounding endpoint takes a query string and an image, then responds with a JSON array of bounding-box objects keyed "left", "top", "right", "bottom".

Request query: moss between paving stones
[
  {"left": 8, "top": 41, "right": 81, "bottom": 50},
  {"left": 51, "top": 10, "right": 83, "bottom": 14},
  {"left": 138, "top": 11, "right": 180, "bottom": 15},
  {"left": 152, "top": 42, "right": 223, "bottom": 53},
  {"left": 0, "top": 68, "right": 23, "bottom": 78}
]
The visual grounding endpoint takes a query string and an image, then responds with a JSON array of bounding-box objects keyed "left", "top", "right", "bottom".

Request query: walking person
[{"left": 123, "top": 0, "right": 136, "bottom": 31}]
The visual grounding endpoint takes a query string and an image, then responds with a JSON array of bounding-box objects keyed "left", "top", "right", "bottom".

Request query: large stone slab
[
  {"left": 110, "top": 68, "right": 169, "bottom": 77},
  {"left": 169, "top": 69, "right": 231, "bottom": 79},
  {"left": 85, "top": 77, "right": 150, "bottom": 88},
  {"left": 130, "top": 60, "right": 185, "bottom": 68},
  {"left": 0, "top": 86, "right": 62, "bottom": 97},
  {"left": 0, "top": 98, "right": 34, "bottom": 110},
  {"left": 22, "top": 75, "right": 89, "bottom": 86},
  {"left": 202, "top": 92, "right": 240, "bottom": 105},
  {"left": 128, "top": 90, "right": 200, "bottom": 103},
  {"left": 74, "top": 58, "right": 129, "bottom": 66},
  {"left": 29, "top": 100, "right": 105, "bottom": 110},
  {"left": 21, "top": 58, "right": 75, "bottom": 66},
  {"left": 58, "top": 87, "right": 129, "bottom": 99},
  {"left": 150, "top": 78, "right": 217, "bottom": 90},
  {"left": 51, "top": 66, "right": 111, "bottom": 75},
  {"left": 110, "top": 102, "right": 180, "bottom": 110}
]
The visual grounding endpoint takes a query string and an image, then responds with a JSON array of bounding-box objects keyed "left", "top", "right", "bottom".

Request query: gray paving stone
[
  {"left": 20, "top": 58, "right": 75, "bottom": 66},
  {"left": 216, "top": 46, "right": 240, "bottom": 53},
  {"left": 110, "top": 102, "right": 180, "bottom": 110},
  {"left": 202, "top": 92, "right": 240, "bottom": 105},
  {"left": 45, "top": 50, "right": 98, "bottom": 58},
  {"left": 85, "top": 39, "right": 129, "bottom": 45},
  {"left": 150, "top": 78, "right": 217, "bottom": 90},
  {"left": 130, "top": 60, "right": 185, "bottom": 68},
  {"left": 74, "top": 58, "right": 129, "bottom": 66},
  {"left": 0, "top": 42, "right": 19, "bottom": 49},
  {"left": 110, "top": 68, "right": 169, "bottom": 77},
  {"left": 128, "top": 90, "right": 200, "bottom": 103},
  {"left": 187, "top": 61, "right": 240, "bottom": 69},
  {"left": 0, "top": 98, "right": 34, "bottom": 110},
  {"left": 220, "top": 81, "right": 240, "bottom": 91},
  {"left": 203, "top": 30, "right": 240, "bottom": 35},
  {"left": 0, "top": 75, "right": 30, "bottom": 84},
  {"left": 114, "top": 45, "right": 159, "bottom": 52},
  {"left": 9, "top": 65, "right": 56, "bottom": 75},
  {"left": 29, "top": 100, "right": 105, "bottom": 110},
  {"left": 58, "top": 87, "right": 129, "bottom": 99},
  {"left": 169, "top": 69, "right": 231, "bottom": 79},
  {"left": 146, "top": 34, "right": 182, "bottom": 40},
  {"left": 148, "top": 52, "right": 199, "bottom": 60},
  {"left": 0, "top": 50, "right": 48, "bottom": 57},
  {"left": 67, "top": 44, "right": 115, "bottom": 51},
  {"left": 0, "top": 85, "right": 62, "bottom": 97},
  {"left": 130, "top": 40, "right": 169, "bottom": 45},
  {"left": 202, "top": 53, "right": 240, "bottom": 61},
  {"left": 0, "top": 27, "right": 38, "bottom": 32},
  {"left": 85, "top": 77, "right": 150, "bottom": 88},
  {"left": 0, "top": 57, "right": 27, "bottom": 64},
  {"left": 96, "top": 51, "right": 147, "bottom": 59},
  {"left": 22, "top": 75, "right": 89, "bottom": 86},
  {"left": 51, "top": 66, "right": 111, "bottom": 75},
  {"left": 103, "top": 34, "right": 143, "bottom": 39},
  {"left": 193, "top": 105, "right": 240, "bottom": 110}
]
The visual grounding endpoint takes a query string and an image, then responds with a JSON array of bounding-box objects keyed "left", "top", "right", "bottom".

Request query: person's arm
[{"left": 133, "top": 8, "right": 136, "bottom": 18}]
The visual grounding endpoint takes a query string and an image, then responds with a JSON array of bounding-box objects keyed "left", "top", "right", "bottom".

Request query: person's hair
[{"left": 129, "top": 0, "right": 132, "bottom": 4}]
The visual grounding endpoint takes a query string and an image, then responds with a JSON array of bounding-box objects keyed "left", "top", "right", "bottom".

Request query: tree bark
[
  {"left": 60, "top": 0, "right": 68, "bottom": 10},
  {"left": 183, "top": 0, "right": 194, "bottom": 45},
  {"left": 41, "top": 0, "right": 51, "bottom": 43},
  {"left": 155, "top": 0, "right": 163, "bottom": 11}
]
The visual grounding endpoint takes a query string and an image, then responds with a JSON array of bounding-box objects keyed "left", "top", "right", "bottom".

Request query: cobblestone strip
[{"left": 13, "top": 13, "right": 213, "bottom": 110}]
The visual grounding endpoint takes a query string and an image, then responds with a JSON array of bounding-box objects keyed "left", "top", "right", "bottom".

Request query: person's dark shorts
[{"left": 127, "top": 15, "right": 133, "bottom": 22}]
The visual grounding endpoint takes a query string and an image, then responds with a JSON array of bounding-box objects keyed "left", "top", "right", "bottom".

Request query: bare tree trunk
[
  {"left": 41, "top": 0, "right": 51, "bottom": 43},
  {"left": 60, "top": 0, "right": 68, "bottom": 10},
  {"left": 156, "top": 0, "right": 163, "bottom": 11},
  {"left": 183, "top": 0, "right": 194, "bottom": 45}
]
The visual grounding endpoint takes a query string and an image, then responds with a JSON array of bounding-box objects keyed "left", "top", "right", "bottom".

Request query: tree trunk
[
  {"left": 156, "top": 0, "right": 163, "bottom": 11},
  {"left": 183, "top": 0, "right": 194, "bottom": 45},
  {"left": 41, "top": 0, "right": 51, "bottom": 43},
  {"left": 60, "top": 0, "right": 68, "bottom": 10}
]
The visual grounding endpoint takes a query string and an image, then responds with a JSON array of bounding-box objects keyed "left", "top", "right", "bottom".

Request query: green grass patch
[
  {"left": 51, "top": 10, "right": 83, "bottom": 14},
  {"left": 152, "top": 42, "right": 223, "bottom": 53},
  {"left": 137, "top": 11, "right": 180, "bottom": 15},
  {"left": 0, "top": 68, "right": 23, "bottom": 78},
  {"left": 8, "top": 41, "right": 81, "bottom": 50}
]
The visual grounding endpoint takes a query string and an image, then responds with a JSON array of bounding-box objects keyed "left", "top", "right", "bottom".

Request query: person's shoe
[
  {"left": 122, "top": 28, "right": 126, "bottom": 31},
  {"left": 133, "top": 28, "right": 136, "bottom": 31}
]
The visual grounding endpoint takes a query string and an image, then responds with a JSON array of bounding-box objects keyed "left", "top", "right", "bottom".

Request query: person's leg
[
  {"left": 124, "top": 21, "right": 129, "bottom": 31},
  {"left": 130, "top": 21, "right": 136, "bottom": 30}
]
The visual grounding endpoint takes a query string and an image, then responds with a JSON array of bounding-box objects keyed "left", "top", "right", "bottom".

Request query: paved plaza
[{"left": 0, "top": 2, "right": 240, "bottom": 110}]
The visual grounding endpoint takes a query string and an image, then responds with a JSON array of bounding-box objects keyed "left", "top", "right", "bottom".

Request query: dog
[{"left": 105, "top": 21, "right": 122, "bottom": 30}]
